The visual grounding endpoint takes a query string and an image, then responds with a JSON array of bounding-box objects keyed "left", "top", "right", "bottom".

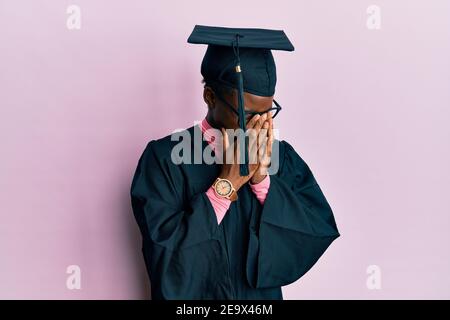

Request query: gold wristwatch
[{"left": 213, "top": 177, "right": 238, "bottom": 201}]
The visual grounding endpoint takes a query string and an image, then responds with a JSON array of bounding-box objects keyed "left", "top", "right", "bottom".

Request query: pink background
[{"left": 1, "top": 0, "right": 449, "bottom": 299}]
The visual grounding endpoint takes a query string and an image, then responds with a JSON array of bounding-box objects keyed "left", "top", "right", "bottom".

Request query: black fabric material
[{"left": 130, "top": 125, "right": 340, "bottom": 300}]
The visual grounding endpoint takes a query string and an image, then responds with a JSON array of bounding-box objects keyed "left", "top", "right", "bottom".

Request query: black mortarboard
[{"left": 187, "top": 25, "right": 295, "bottom": 176}]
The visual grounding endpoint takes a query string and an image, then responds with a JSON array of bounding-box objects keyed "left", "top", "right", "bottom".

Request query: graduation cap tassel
[
  {"left": 233, "top": 34, "right": 249, "bottom": 176},
  {"left": 236, "top": 70, "right": 249, "bottom": 176}
]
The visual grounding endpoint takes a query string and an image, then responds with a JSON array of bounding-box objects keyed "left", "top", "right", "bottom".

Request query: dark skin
[{"left": 203, "top": 86, "right": 274, "bottom": 194}]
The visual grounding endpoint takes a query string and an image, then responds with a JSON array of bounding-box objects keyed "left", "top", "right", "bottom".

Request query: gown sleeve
[
  {"left": 246, "top": 140, "right": 340, "bottom": 289},
  {"left": 130, "top": 141, "right": 227, "bottom": 299}
]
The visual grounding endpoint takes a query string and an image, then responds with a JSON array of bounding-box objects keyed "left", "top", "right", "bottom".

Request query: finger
[
  {"left": 257, "top": 121, "right": 269, "bottom": 145},
  {"left": 249, "top": 131, "right": 259, "bottom": 165},
  {"left": 221, "top": 128, "right": 230, "bottom": 164},
  {"left": 253, "top": 113, "right": 267, "bottom": 132},
  {"left": 247, "top": 124, "right": 258, "bottom": 153},
  {"left": 247, "top": 116, "right": 261, "bottom": 156},
  {"left": 257, "top": 132, "right": 265, "bottom": 164},
  {"left": 262, "top": 120, "right": 270, "bottom": 133},
  {"left": 250, "top": 114, "right": 267, "bottom": 154},
  {"left": 267, "top": 121, "right": 274, "bottom": 157},
  {"left": 259, "top": 121, "right": 270, "bottom": 160},
  {"left": 256, "top": 121, "right": 269, "bottom": 152},
  {"left": 246, "top": 114, "right": 260, "bottom": 130}
]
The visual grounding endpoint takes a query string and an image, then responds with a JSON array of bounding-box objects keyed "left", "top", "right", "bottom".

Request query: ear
[{"left": 203, "top": 86, "right": 216, "bottom": 109}]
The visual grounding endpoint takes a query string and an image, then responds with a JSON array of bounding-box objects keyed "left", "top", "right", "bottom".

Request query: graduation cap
[{"left": 187, "top": 25, "right": 295, "bottom": 176}]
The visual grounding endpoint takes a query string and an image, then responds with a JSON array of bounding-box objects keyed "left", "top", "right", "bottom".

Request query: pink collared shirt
[{"left": 200, "top": 118, "right": 270, "bottom": 225}]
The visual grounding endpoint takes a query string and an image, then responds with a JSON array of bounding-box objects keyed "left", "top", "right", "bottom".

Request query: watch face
[{"left": 216, "top": 179, "right": 232, "bottom": 197}]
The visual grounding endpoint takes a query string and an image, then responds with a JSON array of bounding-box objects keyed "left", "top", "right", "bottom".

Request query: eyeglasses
[{"left": 212, "top": 87, "right": 282, "bottom": 122}]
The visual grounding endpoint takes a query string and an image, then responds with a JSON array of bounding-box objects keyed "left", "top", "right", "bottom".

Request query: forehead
[{"left": 235, "top": 91, "right": 274, "bottom": 112}]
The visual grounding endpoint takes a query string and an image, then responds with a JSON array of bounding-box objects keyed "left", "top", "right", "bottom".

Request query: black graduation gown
[{"left": 130, "top": 125, "right": 340, "bottom": 300}]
